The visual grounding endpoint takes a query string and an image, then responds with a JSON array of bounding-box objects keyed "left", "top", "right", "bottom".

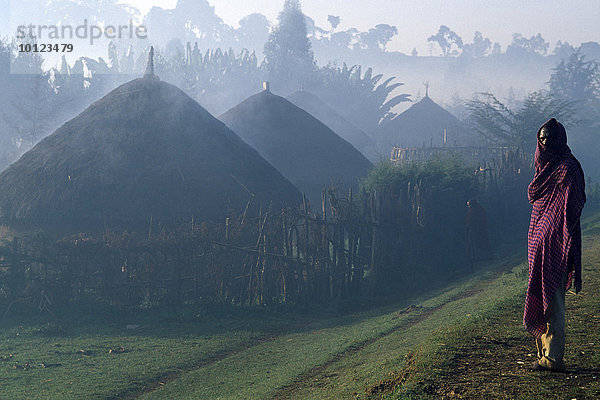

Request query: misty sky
[{"left": 126, "top": 0, "right": 600, "bottom": 55}]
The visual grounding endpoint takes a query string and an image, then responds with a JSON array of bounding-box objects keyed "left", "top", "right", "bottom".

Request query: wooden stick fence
[
  {"left": 0, "top": 190, "right": 375, "bottom": 310},
  {"left": 0, "top": 148, "right": 532, "bottom": 312}
]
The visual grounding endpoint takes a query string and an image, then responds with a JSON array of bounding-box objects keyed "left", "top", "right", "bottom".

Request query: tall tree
[
  {"left": 311, "top": 63, "right": 410, "bottom": 134},
  {"left": 330, "top": 29, "right": 356, "bottom": 49},
  {"left": 491, "top": 42, "right": 502, "bottom": 55},
  {"left": 461, "top": 31, "right": 491, "bottom": 58},
  {"left": 237, "top": 13, "right": 270, "bottom": 54},
  {"left": 143, "top": 0, "right": 233, "bottom": 51},
  {"left": 506, "top": 33, "right": 549, "bottom": 56},
  {"left": 548, "top": 49, "right": 600, "bottom": 105},
  {"left": 327, "top": 15, "right": 340, "bottom": 31},
  {"left": 427, "top": 25, "right": 463, "bottom": 57},
  {"left": 263, "top": 0, "right": 315, "bottom": 89},
  {"left": 359, "top": 24, "right": 398, "bottom": 51},
  {"left": 553, "top": 40, "right": 575, "bottom": 60}
]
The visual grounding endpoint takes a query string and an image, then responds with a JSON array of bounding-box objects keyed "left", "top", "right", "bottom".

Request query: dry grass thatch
[
  {"left": 0, "top": 78, "right": 301, "bottom": 233},
  {"left": 219, "top": 89, "right": 373, "bottom": 204}
]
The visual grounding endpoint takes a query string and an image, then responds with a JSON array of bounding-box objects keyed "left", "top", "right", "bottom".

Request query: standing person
[
  {"left": 465, "top": 198, "right": 491, "bottom": 268},
  {"left": 524, "top": 118, "right": 586, "bottom": 372}
]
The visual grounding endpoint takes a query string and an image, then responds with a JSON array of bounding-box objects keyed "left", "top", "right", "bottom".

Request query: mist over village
[{"left": 0, "top": 0, "right": 599, "bottom": 398}]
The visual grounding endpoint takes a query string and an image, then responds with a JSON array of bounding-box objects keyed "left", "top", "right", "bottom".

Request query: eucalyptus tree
[{"left": 427, "top": 25, "right": 463, "bottom": 57}]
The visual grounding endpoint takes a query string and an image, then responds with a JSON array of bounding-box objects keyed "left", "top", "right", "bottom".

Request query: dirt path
[
  {"left": 431, "top": 246, "right": 600, "bottom": 399},
  {"left": 373, "top": 234, "right": 600, "bottom": 399}
]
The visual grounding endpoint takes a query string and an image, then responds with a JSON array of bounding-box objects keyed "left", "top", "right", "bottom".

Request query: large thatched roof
[
  {"left": 286, "top": 90, "right": 380, "bottom": 162},
  {"left": 0, "top": 78, "right": 301, "bottom": 233},
  {"left": 378, "top": 95, "right": 479, "bottom": 152},
  {"left": 219, "top": 88, "right": 373, "bottom": 204}
]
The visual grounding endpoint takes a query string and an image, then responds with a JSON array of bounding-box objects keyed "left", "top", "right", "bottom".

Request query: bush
[{"left": 360, "top": 155, "right": 479, "bottom": 291}]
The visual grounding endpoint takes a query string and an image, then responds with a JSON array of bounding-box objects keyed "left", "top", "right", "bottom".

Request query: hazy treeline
[
  {"left": 1, "top": 0, "right": 599, "bottom": 171},
  {"left": 4, "top": 0, "right": 599, "bottom": 101}
]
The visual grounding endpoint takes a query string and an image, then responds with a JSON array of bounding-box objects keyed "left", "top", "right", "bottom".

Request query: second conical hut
[
  {"left": 0, "top": 75, "right": 301, "bottom": 234},
  {"left": 219, "top": 83, "right": 373, "bottom": 205}
]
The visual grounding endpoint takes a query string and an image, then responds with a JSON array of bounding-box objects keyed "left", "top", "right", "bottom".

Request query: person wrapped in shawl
[{"left": 524, "top": 118, "right": 586, "bottom": 372}]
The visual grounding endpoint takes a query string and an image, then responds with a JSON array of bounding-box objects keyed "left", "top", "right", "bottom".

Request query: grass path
[
  {"left": 269, "top": 262, "right": 527, "bottom": 400},
  {"left": 268, "top": 287, "right": 484, "bottom": 400},
  {"left": 134, "top": 253, "right": 525, "bottom": 399}
]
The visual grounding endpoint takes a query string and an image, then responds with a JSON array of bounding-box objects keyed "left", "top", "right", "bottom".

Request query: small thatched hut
[
  {"left": 219, "top": 85, "right": 373, "bottom": 205},
  {"left": 377, "top": 95, "right": 479, "bottom": 152},
  {"left": 0, "top": 77, "right": 301, "bottom": 233}
]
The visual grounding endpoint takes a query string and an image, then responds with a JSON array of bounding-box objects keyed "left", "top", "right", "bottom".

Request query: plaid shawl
[{"left": 524, "top": 118, "right": 586, "bottom": 338}]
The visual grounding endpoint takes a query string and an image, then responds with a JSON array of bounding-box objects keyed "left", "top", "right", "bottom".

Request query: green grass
[
  {"left": 0, "top": 302, "right": 304, "bottom": 399},
  {"left": 274, "top": 262, "right": 530, "bottom": 400},
  {"left": 378, "top": 273, "right": 528, "bottom": 399}
]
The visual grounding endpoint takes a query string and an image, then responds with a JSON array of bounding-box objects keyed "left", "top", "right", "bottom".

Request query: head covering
[{"left": 528, "top": 118, "right": 576, "bottom": 203}]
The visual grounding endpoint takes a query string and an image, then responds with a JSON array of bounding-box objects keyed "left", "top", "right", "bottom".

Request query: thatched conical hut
[
  {"left": 219, "top": 86, "right": 373, "bottom": 205},
  {"left": 377, "top": 95, "right": 479, "bottom": 152},
  {"left": 287, "top": 90, "right": 380, "bottom": 162},
  {"left": 0, "top": 77, "right": 301, "bottom": 233}
]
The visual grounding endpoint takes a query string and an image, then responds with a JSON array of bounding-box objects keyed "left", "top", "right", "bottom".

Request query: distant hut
[
  {"left": 286, "top": 90, "right": 379, "bottom": 162},
  {"left": 377, "top": 94, "right": 479, "bottom": 152},
  {"left": 0, "top": 73, "right": 301, "bottom": 234},
  {"left": 219, "top": 83, "right": 373, "bottom": 205}
]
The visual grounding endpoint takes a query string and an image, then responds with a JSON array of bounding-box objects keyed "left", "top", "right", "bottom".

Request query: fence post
[{"left": 369, "top": 189, "right": 381, "bottom": 297}]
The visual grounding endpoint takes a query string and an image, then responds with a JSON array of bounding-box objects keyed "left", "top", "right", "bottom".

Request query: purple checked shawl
[{"left": 523, "top": 118, "right": 586, "bottom": 338}]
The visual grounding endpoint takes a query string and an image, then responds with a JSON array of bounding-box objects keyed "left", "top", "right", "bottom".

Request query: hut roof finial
[{"left": 144, "top": 46, "right": 159, "bottom": 80}]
